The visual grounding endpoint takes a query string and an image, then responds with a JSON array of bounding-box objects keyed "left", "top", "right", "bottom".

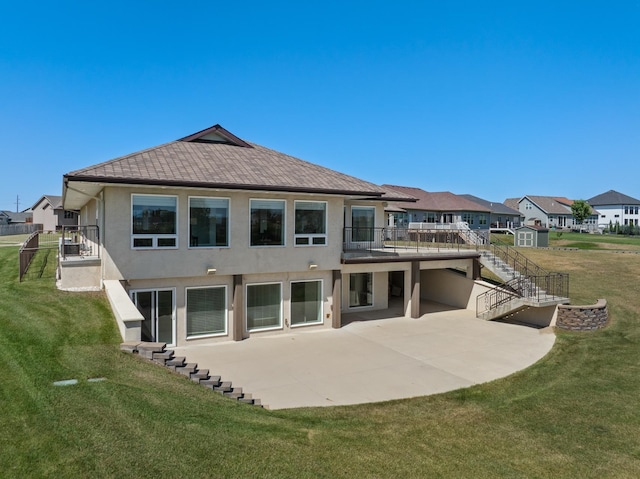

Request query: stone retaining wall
[{"left": 556, "top": 299, "right": 608, "bottom": 331}]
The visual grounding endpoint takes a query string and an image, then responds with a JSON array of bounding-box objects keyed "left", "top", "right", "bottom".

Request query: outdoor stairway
[
  {"left": 120, "top": 341, "right": 264, "bottom": 408},
  {"left": 475, "top": 243, "right": 570, "bottom": 321}
]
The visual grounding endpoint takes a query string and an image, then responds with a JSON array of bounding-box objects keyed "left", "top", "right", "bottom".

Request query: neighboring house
[
  {"left": 31, "top": 195, "right": 79, "bottom": 232},
  {"left": 61, "top": 124, "right": 487, "bottom": 347},
  {"left": 587, "top": 190, "right": 640, "bottom": 230},
  {"left": 505, "top": 195, "right": 577, "bottom": 230},
  {"left": 459, "top": 194, "right": 522, "bottom": 231},
  {"left": 0, "top": 209, "right": 33, "bottom": 224},
  {"left": 383, "top": 185, "right": 492, "bottom": 231}
]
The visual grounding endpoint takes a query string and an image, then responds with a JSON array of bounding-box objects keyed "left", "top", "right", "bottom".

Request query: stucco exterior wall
[{"left": 100, "top": 186, "right": 350, "bottom": 281}]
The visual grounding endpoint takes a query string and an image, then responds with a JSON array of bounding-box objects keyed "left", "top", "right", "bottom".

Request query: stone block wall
[{"left": 556, "top": 299, "right": 608, "bottom": 331}]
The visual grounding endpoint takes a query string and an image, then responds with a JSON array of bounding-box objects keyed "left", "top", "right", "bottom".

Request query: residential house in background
[
  {"left": 505, "top": 195, "right": 576, "bottom": 230},
  {"left": 587, "top": 190, "right": 640, "bottom": 230},
  {"left": 0, "top": 209, "right": 32, "bottom": 225},
  {"left": 31, "top": 195, "right": 79, "bottom": 232},
  {"left": 62, "top": 124, "right": 493, "bottom": 348},
  {"left": 383, "top": 185, "right": 492, "bottom": 231},
  {"left": 459, "top": 194, "right": 522, "bottom": 232}
]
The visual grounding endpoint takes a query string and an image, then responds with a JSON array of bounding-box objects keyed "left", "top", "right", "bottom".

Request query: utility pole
[{"left": 15, "top": 195, "right": 20, "bottom": 212}]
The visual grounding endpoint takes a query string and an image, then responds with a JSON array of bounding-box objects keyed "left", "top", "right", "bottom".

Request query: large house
[
  {"left": 31, "top": 195, "right": 78, "bottom": 232},
  {"left": 587, "top": 190, "right": 640, "bottom": 230},
  {"left": 62, "top": 125, "right": 492, "bottom": 347},
  {"left": 459, "top": 194, "right": 522, "bottom": 230},
  {"left": 383, "top": 185, "right": 492, "bottom": 231}
]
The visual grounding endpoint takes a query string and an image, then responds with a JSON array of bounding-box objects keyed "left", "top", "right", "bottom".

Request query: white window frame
[
  {"left": 131, "top": 194, "right": 178, "bottom": 249},
  {"left": 294, "top": 200, "right": 327, "bottom": 247},
  {"left": 348, "top": 272, "right": 373, "bottom": 309},
  {"left": 185, "top": 285, "right": 228, "bottom": 339},
  {"left": 245, "top": 282, "right": 283, "bottom": 332},
  {"left": 290, "top": 279, "right": 323, "bottom": 327},
  {"left": 249, "top": 199, "right": 286, "bottom": 247},
  {"left": 188, "top": 196, "right": 230, "bottom": 248}
]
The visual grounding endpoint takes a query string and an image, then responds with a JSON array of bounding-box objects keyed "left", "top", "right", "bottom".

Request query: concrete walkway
[{"left": 174, "top": 306, "right": 555, "bottom": 410}]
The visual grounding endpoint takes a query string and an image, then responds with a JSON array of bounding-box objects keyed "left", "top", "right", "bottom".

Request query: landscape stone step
[
  {"left": 152, "top": 350, "right": 175, "bottom": 364},
  {"left": 191, "top": 369, "right": 210, "bottom": 382},
  {"left": 224, "top": 387, "right": 244, "bottom": 399},
  {"left": 214, "top": 381, "right": 233, "bottom": 393},
  {"left": 201, "top": 376, "right": 222, "bottom": 389},
  {"left": 165, "top": 356, "right": 186, "bottom": 369},
  {"left": 120, "top": 341, "right": 262, "bottom": 407},
  {"left": 176, "top": 363, "right": 198, "bottom": 376}
]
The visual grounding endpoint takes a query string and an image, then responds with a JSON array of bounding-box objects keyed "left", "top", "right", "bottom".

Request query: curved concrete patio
[{"left": 174, "top": 305, "right": 555, "bottom": 410}]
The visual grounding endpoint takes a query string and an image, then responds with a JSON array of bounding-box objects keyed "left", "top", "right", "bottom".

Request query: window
[
  {"left": 352, "top": 206, "right": 375, "bottom": 241},
  {"left": 131, "top": 195, "right": 177, "bottom": 248},
  {"left": 462, "top": 213, "right": 474, "bottom": 225},
  {"left": 291, "top": 280, "right": 322, "bottom": 326},
  {"left": 479, "top": 214, "right": 487, "bottom": 225},
  {"left": 625, "top": 206, "right": 629, "bottom": 215},
  {"left": 525, "top": 202, "right": 532, "bottom": 210},
  {"left": 186, "top": 286, "right": 227, "bottom": 337},
  {"left": 63, "top": 210, "right": 75, "bottom": 219},
  {"left": 635, "top": 207, "right": 639, "bottom": 215},
  {"left": 250, "top": 199, "right": 285, "bottom": 246},
  {"left": 189, "top": 197, "right": 229, "bottom": 247},
  {"left": 246, "top": 283, "right": 282, "bottom": 331},
  {"left": 349, "top": 272, "right": 372, "bottom": 308},
  {"left": 295, "top": 201, "right": 327, "bottom": 246}
]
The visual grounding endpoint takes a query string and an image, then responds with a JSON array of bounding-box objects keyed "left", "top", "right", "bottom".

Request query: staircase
[
  {"left": 476, "top": 241, "right": 569, "bottom": 321},
  {"left": 120, "top": 341, "right": 264, "bottom": 407}
]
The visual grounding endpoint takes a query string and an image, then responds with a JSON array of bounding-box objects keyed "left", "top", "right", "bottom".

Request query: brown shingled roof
[
  {"left": 64, "top": 124, "right": 386, "bottom": 197},
  {"left": 382, "top": 185, "right": 491, "bottom": 212}
]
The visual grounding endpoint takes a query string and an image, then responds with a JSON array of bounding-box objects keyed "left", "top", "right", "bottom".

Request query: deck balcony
[
  {"left": 342, "top": 224, "right": 489, "bottom": 261},
  {"left": 58, "top": 225, "right": 101, "bottom": 290}
]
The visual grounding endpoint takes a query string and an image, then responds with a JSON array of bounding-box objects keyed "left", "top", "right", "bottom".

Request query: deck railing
[
  {"left": 343, "top": 226, "right": 489, "bottom": 253},
  {"left": 60, "top": 225, "right": 100, "bottom": 260}
]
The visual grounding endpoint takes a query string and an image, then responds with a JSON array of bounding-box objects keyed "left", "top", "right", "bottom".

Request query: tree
[{"left": 571, "top": 199, "right": 592, "bottom": 228}]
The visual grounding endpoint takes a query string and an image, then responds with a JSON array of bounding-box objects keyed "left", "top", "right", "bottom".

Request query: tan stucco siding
[{"left": 100, "top": 186, "right": 348, "bottom": 281}]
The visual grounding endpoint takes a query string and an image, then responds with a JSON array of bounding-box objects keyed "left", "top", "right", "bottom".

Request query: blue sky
[{"left": 1, "top": 1, "right": 639, "bottom": 212}]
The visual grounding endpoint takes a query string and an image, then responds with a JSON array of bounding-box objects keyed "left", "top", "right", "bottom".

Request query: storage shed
[{"left": 515, "top": 225, "right": 549, "bottom": 247}]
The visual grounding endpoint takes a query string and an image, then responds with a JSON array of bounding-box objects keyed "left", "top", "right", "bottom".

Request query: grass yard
[
  {"left": 1, "top": 245, "right": 640, "bottom": 477},
  {"left": 550, "top": 231, "right": 640, "bottom": 251}
]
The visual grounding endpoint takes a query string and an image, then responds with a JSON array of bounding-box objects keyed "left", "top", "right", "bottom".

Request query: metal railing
[
  {"left": 60, "top": 225, "right": 100, "bottom": 260},
  {"left": 483, "top": 238, "right": 548, "bottom": 278},
  {"left": 343, "top": 226, "right": 490, "bottom": 253},
  {"left": 476, "top": 272, "right": 569, "bottom": 318},
  {"left": 19, "top": 231, "right": 61, "bottom": 281}
]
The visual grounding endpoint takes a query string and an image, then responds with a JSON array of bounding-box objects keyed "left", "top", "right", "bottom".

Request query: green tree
[{"left": 571, "top": 199, "right": 592, "bottom": 228}]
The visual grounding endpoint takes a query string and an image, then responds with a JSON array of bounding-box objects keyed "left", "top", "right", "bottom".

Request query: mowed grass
[
  {"left": 549, "top": 231, "right": 640, "bottom": 251},
  {"left": 1, "top": 246, "right": 640, "bottom": 477}
]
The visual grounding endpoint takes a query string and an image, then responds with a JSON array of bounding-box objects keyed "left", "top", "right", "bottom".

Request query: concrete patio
[{"left": 173, "top": 303, "right": 555, "bottom": 410}]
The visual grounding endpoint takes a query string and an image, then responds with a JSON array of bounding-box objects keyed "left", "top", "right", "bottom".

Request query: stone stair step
[
  {"left": 200, "top": 376, "right": 222, "bottom": 389},
  {"left": 214, "top": 381, "right": 233, "bottom": 393},
  {"left": 137, "top": 342, "right": 168, "bottom": 359},
  {"left": 224, "top": 387, "right": 244, "bottom": 399},
  {"left": 176, "top": 363, "right": 198, "bottom": 376},
  {"left": 165, "top": 356, "right": 186, "bottom": 369},
  {"left": 152, "top": 349, "right": 175, "bottom": 364},
  {"left": 120, "top": 341, "right": 142, "bottom": 353},
  {"left": 191, "top": 369, "right": 210, "bottom": 382}
]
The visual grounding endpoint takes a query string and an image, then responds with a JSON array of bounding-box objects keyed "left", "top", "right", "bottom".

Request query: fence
[
  {"left": 0, "top": 223, "right": 40, "bottom": 236},
  {"left": 18, "top": 232, "right": 60, "bottom": 281}
]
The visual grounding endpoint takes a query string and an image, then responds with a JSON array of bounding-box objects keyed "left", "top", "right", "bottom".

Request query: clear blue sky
[{"left": 2, "top": 1, "right": 639, "bottom": 212}]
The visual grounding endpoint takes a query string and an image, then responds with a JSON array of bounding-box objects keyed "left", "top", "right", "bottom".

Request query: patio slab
[{"left": 173, "top": 306, "right": 555, "bottom": 410}]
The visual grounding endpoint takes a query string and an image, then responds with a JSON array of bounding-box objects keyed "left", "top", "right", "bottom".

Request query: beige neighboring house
[
  {"left": 61, "top": 124, "right": 490, "bottom": 347},
  {"left": 31, "top": 195, "right": 78, "bottom": 232}
]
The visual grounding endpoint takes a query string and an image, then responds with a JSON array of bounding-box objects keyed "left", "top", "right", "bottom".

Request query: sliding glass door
[{"left": 131, "top": 289, "right": 175, "bottom": 346}]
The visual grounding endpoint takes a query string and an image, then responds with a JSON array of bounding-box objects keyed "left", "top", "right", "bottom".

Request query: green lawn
[{"left": 1, "top": 245, "right": 640, "bottom": 477}]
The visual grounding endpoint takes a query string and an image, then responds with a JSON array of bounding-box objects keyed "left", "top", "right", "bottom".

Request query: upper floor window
[
  {"left": 131, "top": 194, "right": 177, "bottom": 249},
  {"left": 189, "top": 197, "right": 229, "bottom": 247},
  {"left": 295, "top": 201, "right": 327, "bottom": 246},
  {"left": 63, "top": 210, "right": 76, "bottom": 219},
  {"left": 478, "top": 214, "right": 487, "bottom": 225},
  {"left": 250, "top": 199, "right": 285, "bottom": 246},
  {"left": 625, "top": 206, "right": 629, "bottom": 215}
]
